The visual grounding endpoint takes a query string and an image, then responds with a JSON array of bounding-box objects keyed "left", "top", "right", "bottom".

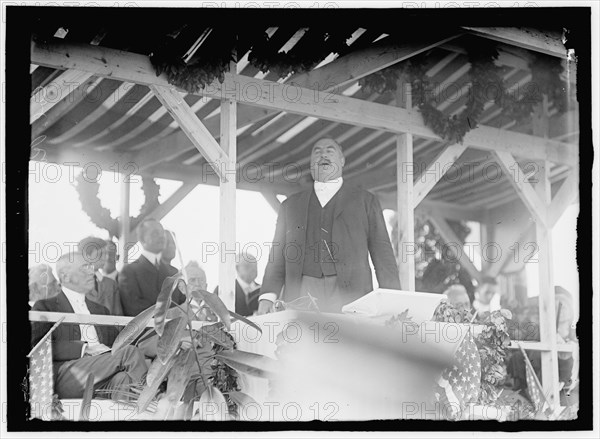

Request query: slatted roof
[{"left": 29, "top": 9, "right": 579, "bottom": 212}]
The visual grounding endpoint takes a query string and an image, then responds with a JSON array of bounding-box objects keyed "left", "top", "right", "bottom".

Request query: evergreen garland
[
  {"left": 150, "top": 26, "right": 354, "bottom": 93},
  {"left": 359, "top": 43, "right": 568, "bottom": 144},
  {"left": 74, "top": 173, "right": 160, "bottom": 238}
]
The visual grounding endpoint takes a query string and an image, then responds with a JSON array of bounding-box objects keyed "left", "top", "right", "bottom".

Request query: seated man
[
  {"left": 78, "top": 236, "right": 123, "bottom": 315},
  {"left": 473, "top": 276, "right": 499, "bottom": 319},
  {"left": 443, "top": 284, "right": 472, "bottom": 314},
  {"left": 29, "top": 264, "right": 60, "bottom": 307},
  {"left": 31, "top": 252, "right": 148, "bottom": 401},
  {"left": 214, "top": 253, "right": 261, "bottom": 316},
  {"left": 119, "top": 218, "right": 185, "bottom": 316}
]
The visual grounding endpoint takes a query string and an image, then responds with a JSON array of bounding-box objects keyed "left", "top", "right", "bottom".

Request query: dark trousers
[
  {"left": 55, "top": 345, "right": 148, "bottom": 400},
  {"left": 300, "top": 274, "right": 344, "bottom": 313}
]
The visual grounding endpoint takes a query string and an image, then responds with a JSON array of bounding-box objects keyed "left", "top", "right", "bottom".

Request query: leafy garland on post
[
  {"left": 74, "top": 172, "right": 161, "bottom": 238},
  {"left": 359, "top": 42, "right": 568, "bottom": 144}
]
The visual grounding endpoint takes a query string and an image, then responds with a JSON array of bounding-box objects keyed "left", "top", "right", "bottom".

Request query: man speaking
[{"left": 258, "top": 138, "right": 401, "bottom": 314}]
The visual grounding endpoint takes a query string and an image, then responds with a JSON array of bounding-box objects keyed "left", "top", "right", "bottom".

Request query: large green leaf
[
  {"left": 215, "top": 350, "right": 280, "bottom": 379},
  {"left": 183, "top": 342, "right": 214, "bottom": 403},
  {"left": 111, "top": 305, "right": 155, "bottom": 355},
  {"left": 197, "top": 386, "right": 227, "bottom": 421},
  {"left": 191, "top": 289, "right": 231, "bottom": 330},
  {"left": 166, "top": 348, "right": 193, "bottom": 404},
  {"left": 154, "top": 273, "right": 185, "bottom": 336},
  {"left": 79, "top": 373, "right": 95, "bottom": 421},
  {"left": 171, "top": 401, "right": 193, "bottom": 420},
  {"left": 228, "top": 391, "right": 259, "bottom": 420},
  {"left": 229, "top": 310, "right": 262, "bottom": 334},
  {"left": 157, "top": 316, "right": 188, "bottom": 364},
  {"left": 198, "top": 322, "right": 234, "bottom": 349},
  {"left": 138, "top": 354, "right": 178, "bottom": 413}
]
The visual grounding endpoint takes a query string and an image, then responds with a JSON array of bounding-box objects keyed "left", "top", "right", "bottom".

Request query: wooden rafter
[
  {"left": 31, "top": 68, "right": 94, "bottom": 123},
  {"left": 493, "top": 150, "right": 549, "bottom": 228},
  {"left": 262, "top": 192, "right": 282, "bottom": 213},
  {"left": 428, "top": 214, "right": 482, "bottom": 283},
  {"left": 31, "top": 40, "right": 577, "bottom": 166},
  {"left": 486, "top": 222, "right": 534, "bottom": 278},
  {"left": 548, "top": 172, "right": 579, "bottom": 227},
  {"left": 129, "top": 183, "right": 197, "bottom": 236},
  {"left": 287, "top": 31, "right": 461, "bottom": 92},
  {"left": 413, "top": 143, "right": 467, "bottom": 207},
  {"left": 149, "top": 84, "right": 230, "bottom": 180},
  {"left": 31, "top": 76, "right": 101, "bottom": 140}
]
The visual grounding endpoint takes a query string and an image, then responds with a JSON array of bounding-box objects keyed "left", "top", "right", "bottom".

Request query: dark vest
[{"left": 302, "top": 189, "right": 338, "bottom": 278}]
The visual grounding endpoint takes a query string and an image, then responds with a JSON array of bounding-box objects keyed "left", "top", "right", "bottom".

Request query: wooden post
[
  {"left": 532, "top": 96, "right": 561, "bottom": 408},
  {"left": 396, "top": 79, "right": 415, "bottom": 291},
  {"left": 480, "top": 210, "right": 492, "bottom": 275},
  {"left": 118, "top": 176, "right": 131, "bottom": 265},
  {"left": 218, "top": 62, "right": 237, "bottom": 311}
]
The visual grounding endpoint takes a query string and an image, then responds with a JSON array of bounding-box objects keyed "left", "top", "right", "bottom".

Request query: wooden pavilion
[{"left": 27, "top": 8, "right": 580, "bottom": 412}]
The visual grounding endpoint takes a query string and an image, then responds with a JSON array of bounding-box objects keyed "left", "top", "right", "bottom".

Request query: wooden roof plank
[
  {"left": 31, "top": 68, "right": 94, "bottom": 123},
  {"left": 32, "top": 40, "right": 578, "bottom": 167}
]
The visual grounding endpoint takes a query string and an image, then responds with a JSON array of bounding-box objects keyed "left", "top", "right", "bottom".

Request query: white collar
[
  {"left": 314, "top": 177, "right": 343, "bottom": 191},
  {"left": 141, "top": 249, "right": 161, "bottom": 266},
  {"left": 62, "top": 286, "right": 87, "bottom": 304},
  {"left": 313, "top": 178, "right": 343, "bottom": 207}
]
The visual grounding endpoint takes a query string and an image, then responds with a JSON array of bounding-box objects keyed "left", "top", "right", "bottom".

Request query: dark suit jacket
[
  {"left": 214, "top": 280, "right": 261, "bottom": 317},
  {"left": 87, "top": 276, "right": 123, "bottom": 316},
  {"left": 31, "top": 291, "right": 119, "bottom": 369},
  {"left": 262, "top": 184, "right": 400, "bottom": 304},
  {"left": 119, "top": 256, "right": 185, "bottom": 316}
]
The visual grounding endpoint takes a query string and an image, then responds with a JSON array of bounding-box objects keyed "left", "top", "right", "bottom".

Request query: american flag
[
  {"left": 28, "top": 336, "right": 54, "bottom": 420},
  {"left": 523, "top": 352, "right": 552, "bottom": 418},
  {"left": 438, "top": 331, "right": 481, "bottom": 419}
]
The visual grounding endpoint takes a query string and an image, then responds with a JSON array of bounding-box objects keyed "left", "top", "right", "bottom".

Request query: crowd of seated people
[{"left": 28, "top": 218, "right": 266, "bottom": 400}]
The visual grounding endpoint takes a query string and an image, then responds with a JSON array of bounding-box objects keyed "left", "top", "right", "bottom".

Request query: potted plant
[{"left": 110, "top": 273, "right": 278, "bottom": 420}]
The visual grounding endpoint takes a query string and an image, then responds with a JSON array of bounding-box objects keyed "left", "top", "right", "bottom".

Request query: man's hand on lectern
[{"left": 257, "top": 299, "right": 274, "bottom": 315}]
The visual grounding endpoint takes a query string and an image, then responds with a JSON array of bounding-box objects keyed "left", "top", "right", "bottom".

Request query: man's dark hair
[
  {"left": 480, "top": 275, "right": 498, "bottom": 285},
  {"left": 78, "top": 236, "right": 107, "bottom": 259},
  {"left": 136, "top": 218, "right": 160, "bottom": 242}
]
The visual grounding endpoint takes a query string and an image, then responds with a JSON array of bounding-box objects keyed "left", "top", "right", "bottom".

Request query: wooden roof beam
[
  {"left": 137, "top": 32, "right": 460, "bottom": 168},
  {"left": 462, "top": 27, "right": 567, "bottom": 58},
  {"left": 31, "top": 40, "right": 578, "bottom": 166}
]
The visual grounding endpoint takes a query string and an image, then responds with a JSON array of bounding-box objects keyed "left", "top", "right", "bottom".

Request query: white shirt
[
  {"left": 61, "top": 287, "right": 101, "bottom": 352},
  {"left": 141, "top": 249, "right": 162, "bottom": 267},
  {"left": 237, "top": 278, "right": 259, "bottom": 296},
  {"left": 259, "top": 178, "right": 344, "bottom": 304},
  {"left": 313, "top": 177, "right": 343, "bottom": 207}
]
